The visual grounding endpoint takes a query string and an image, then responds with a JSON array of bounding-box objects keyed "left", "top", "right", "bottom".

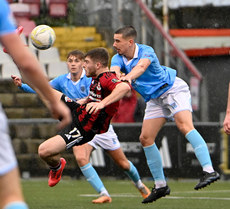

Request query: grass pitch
[{"left": 22, "top": 178, "right": 230, "bottom": 209}]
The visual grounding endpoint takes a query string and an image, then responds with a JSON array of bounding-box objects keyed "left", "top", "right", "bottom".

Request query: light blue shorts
[
  {"left": 144, "top": 77, "right": 192, "bottom": 121},
  {"left": 88, "top": 125, "right": 120, "bottom": 151},
  {"left": 0, "top": 104, "right": 17, "bottom": 176}
]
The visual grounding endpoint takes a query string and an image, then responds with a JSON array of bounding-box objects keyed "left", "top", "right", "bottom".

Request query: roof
[
  {"left": 170, "top": 29, "right": 230, "bottom": 57},
  {"left": 167, "top": 0, "right": 230, "bottom": 9}
]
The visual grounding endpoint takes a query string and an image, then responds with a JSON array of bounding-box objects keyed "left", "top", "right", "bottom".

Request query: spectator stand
[
  {"left": 47, "top": 61, "right": 68, "bottom": 79},
  {"left": 21, "top": 0, "right": 41, "bottom": 18},
  {"left": 37, "top": 47, "right": 65, "bottom": 78},
  {"left": 9, "top": 1, "right": 37, "bottom": 41},
  {"left": 45, "top": 0, "right": 68, "bottom": 17},
  {"left": 9, "top": 2, "right": 31, "bottom": 22}
]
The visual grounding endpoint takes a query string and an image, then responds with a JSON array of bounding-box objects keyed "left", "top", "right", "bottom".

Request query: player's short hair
[
  {"left": 67, "top": 50, "right": 85, "bottom": 60},
  {"left": 85, "top": 47, "right": 109, "bottom": 67},
  {"left": 114, "top": 26, "right": 137, "bottom": 40}
]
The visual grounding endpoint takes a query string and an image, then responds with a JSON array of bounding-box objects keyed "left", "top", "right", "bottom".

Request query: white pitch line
[
  {"left": 80, "top": 193, "right": 230, "bottom": 201},
  {"left": 173, "top": 190, "right": 230, "bottom": 194},
  {"left": 166, "top": 196, "right": 230, "bottom": 201},
  {"left": 81, "top": 194, "right": 137, "bottom": 197}
]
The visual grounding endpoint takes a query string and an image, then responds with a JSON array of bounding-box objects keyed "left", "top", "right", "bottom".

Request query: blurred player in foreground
[
  {"left": 12, "top": 49, "right": 150, "bottom": 203},
  {"left": 0, "top": 1, "right": 71, "bottom": 209},
  {"left": 223, "top": 83, "right": 230, "bottom": 135},
  {"left": 110, "top": 26, "right": 220, "bottom": 204}
]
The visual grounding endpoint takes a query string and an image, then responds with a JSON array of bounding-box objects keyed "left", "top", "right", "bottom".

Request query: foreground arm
[
  {"left": 119, "top": 59, "right": 151, "bottom": 84},
  {"left": 1, "top": 33, "right": 71, "bottom": 129},
  {"left": 223, "top": 83, "right": 230, "bottom": 135},
  {"left": 86, "top": 82, "right": 131, "bottom": 114}
]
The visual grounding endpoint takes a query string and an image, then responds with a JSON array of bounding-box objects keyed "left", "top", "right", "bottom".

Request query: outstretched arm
[
  {"left": 1, "top": 32, "right": 71, "bottom": 129},
  {"left": 223, "top": 83, "right": 230, "bottom": 135},
  {"left": 11, "top": 75, "right": 36, "bottom": 93}
]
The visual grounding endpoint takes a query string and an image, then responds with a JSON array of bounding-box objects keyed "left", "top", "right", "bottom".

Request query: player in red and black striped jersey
[
  {"left": 38, "top": 48, "right": 131, "bottom": 186},
  {"left": 59, "top": 71, "right": 126, "bottom": 148},
  {"left": 77, "top": 72, "right": 121, "bottom": 134}
]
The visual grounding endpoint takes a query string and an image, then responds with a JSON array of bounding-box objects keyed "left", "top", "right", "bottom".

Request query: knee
[
  {"left": 139, "top": 134, "right": 152, "bottom": 146},
  {"left": 177, "top": 123, "right": 193, "bottom": 135},
  {"left": 74, "top": 153, "right": 88, "bottom": 167},
  {"left": 38, "top": 143, "right": 50, "bottom": 160}
]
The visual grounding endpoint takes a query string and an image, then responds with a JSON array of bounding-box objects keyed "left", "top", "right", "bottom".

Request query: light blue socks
[
  {"left": 80, "top": 163, "right": 109, "bottom": 196},
  {"left": 124, "top": 160, "right": 140, "bottom": 183},
  {"left": 3, "top": 202, "right": 29, "bottom": 209},
  {"left": 186, "top": 129, "right": 214, "bottom": 172},
  {"left": 143, "top": 143, "right": 166, "bottom": 188}
]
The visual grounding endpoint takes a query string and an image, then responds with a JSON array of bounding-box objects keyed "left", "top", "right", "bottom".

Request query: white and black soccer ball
[{"left": 30, "top": 25, "right": 56, "bottom": 50}]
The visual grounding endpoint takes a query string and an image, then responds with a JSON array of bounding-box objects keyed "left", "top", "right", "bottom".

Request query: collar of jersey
[
  {"left": 66, "top": 68, "right": 86, "bottom": 80},
  {"left": 122, "top": 43, "right": 139, "bottom": 65},
  {"left": 95, "top": 71, "right": 115, "bottom": 80}
]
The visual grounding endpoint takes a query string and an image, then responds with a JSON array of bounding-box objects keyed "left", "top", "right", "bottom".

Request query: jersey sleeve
[
  {"left": 49, "top": 76, "right": 62, "bottom": 91},
  {"left": 20, "top": 78, "right": 54, "bottom": 93},
  {"left": 19, "top": 83, "right": 36, "bottom": 93},
  {"left": 101, "top": 73, "right": 123, "bottom": 92},
  {"left": 139, "top": 45, "right": 156, "bottom": 63},
  {"left": 111, "top": 54, "right": 123, "bottom": 68}
]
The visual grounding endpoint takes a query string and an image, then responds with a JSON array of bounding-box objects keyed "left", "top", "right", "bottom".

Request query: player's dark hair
[
  {"left": 114, "top": 26, "right": 137, "bottom": 39},
  {"left": 67, "top": 50, "right": 85, "bottom": 60},
  {"left": 85, "top": 47, "right": 109, "bottom": 67}
]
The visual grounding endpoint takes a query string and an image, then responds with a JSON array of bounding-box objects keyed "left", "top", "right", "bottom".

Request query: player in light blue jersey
[
  {"left": 15, "top": 50, "right": 92, "bottom": 101},
  {"left": 0, "top": 1, "right": 71, "bottom": 209},
  {"left": 12, "top": 49, "right": 150, "bottom": 203},
  {"left": 111, "top": 43, "right": 176, "bottom": 102},
  {"left": 110, "top": 26, "right": 220, "bottom": 204}
]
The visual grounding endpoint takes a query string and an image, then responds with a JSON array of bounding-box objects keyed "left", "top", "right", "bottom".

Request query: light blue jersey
[
  {"left": 0, "top": 0, "right": 15, "bottom": 36},
  {"left": 111, "top": 44, "right": 177, "bottom": 102},
  {"left": 0, "top": 0, "right": 18, "bottom": 177},
  {"left": 20, "top": 70, "right": 92, "bottom": 101}
]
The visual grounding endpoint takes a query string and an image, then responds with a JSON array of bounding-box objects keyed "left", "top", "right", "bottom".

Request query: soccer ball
[{"left": 30, "top": 25, "right": 56, "bottom": 50}]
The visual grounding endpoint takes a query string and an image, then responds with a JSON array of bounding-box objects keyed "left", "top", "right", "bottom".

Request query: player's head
[
  {"left": 66, "top": 50, "right": 85, "bottom": 75},
  {"left": 84, "top": 47, "right": 109, "bottom": 77},
  {"left": 113, "top": 26, "right": 137, "bottom": 56},
  {"left": 114, "top": 26, "right": 137, "bottom": 40},
  {"left": 67, "top": 50, "right": 85, "bottom": 60}
]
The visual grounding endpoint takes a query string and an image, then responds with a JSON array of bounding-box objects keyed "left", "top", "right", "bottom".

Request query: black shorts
[{"left": 58, "top": 95, "right": 95, "bottom": 149}]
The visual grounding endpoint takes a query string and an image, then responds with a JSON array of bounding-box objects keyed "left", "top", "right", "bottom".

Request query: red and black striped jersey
[{"left": 76, "top": 71, "right": 122, "bottom": 135}]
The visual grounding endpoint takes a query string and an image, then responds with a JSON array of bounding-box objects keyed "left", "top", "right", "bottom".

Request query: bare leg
[
  {"left": 174, "top": 110, "right": 194, "bottom": 135},
  {"left": 174, "top": 110, "right": 219, "bottom": 190},
  {"left": 73, "top": 144, "right": 111, "bottom": 203},
  {"left": 0, "top": 168, "right": 27, "bottom": 209},
  {"left": 107, "top": 148, "right": 150, "bottom": 198},
  {"left": 140, "top": 117, "right": 167, "bottom": 187},
  {"left": 141, "top": 117, "right": 173, "bottom": 203},
  {"left": 38, "top": 135, "right": 66, "bottom": 167},
  {"left": 174, "top": 110, "right": 213, "bottom": 171},
  {"left": 73, "top": 144, "right": 93, "bottom": 167}
]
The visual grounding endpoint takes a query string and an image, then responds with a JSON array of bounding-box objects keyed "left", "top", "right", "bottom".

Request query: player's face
[
  {"left": 83, "top": 56, "right": 97, "bottom": 77},
  {"left": 113, "top": 34, "right": 131, "bottom": 55},
  {"left": 67, "top": 55, "right": 83, "bottom": 74}
]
